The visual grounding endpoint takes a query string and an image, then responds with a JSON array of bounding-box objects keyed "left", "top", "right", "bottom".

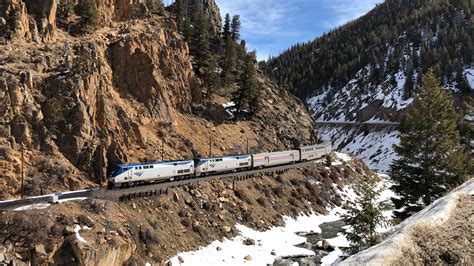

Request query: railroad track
[{"left": 0, "top": 159, "right": 323, "bottom": 211}]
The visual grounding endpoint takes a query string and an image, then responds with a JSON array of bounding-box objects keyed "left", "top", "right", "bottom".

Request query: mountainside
[
  {"left": 265, "top": 0, "right": 472, "bottom": 121},
  {"left": 264, "top": 0, "right": 473, "bottom": 170},
  {"left": 0, "top": 0, "right": 316, "bottom": 200}
]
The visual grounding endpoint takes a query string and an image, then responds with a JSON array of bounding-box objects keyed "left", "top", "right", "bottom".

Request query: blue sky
[{"left": 215, "top": 0, "right": 384, "bottom": 61}]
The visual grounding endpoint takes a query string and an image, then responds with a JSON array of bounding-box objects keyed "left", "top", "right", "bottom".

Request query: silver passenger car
[
  {"left": 194, "top": 155, "right": 252, "bottom": 176},
  {"left": 252, "top": 150, "right": 300, "bottom": 168},
  {"left": 299, "top": 142, "right": 332, "bottom": 161}
]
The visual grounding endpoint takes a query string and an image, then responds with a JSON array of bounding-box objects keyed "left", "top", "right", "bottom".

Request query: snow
[
  {"left": 340, "top": 178, "right": 474, "bottom": 265},
  {"left": 74, "top": 225, "right": 92, "bottom": 243},
  {"left": 170, "top": 208, "right": 344, "bottom": 266},
  {"left": 222, "top": 101, "right": 235, "bottom": 108},
  {"left": 335, "top": 152, "right": 351, "bottom": 162},
  {"left": 320, "top": 126, "right": 399, "bottom": 173},
  {"left": 464, "top": 68, "right": 474, "bottom": 89},
  {"left": 170, "top": 176, "right": 395, "bottom": 266}
]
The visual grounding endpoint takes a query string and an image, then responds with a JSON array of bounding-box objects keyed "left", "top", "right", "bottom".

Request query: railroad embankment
[{"left": 0, "top": 155, "right": 376, "bottom": 265}]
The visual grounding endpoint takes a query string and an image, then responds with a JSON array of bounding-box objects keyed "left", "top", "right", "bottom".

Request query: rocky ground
[{"left": 0, "top": 156, "right": 375, "bottom": 265}]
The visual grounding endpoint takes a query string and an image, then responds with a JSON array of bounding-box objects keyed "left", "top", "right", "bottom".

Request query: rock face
[{"left": 0, "top": 0, "right": 316, "bottom": 200}]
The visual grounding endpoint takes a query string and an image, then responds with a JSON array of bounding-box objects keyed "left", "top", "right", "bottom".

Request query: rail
[{"left": 0, "top": 158, "right": 325, "bottom": 211}]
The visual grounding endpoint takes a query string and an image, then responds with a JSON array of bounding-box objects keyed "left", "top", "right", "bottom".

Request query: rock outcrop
[{"left": 0, "top": 0, "right": 316, "bottom": 199}]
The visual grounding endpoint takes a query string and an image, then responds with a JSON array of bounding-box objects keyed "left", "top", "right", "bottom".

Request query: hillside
[
  {"left": 341, "top": 178, "right": 473, "bottom": 265},
  {"left": 0, "top": 0, "right": 317, "bottom": 200},
  {"left": 264, "top": 0, "right": 473, "bottom": 170}
]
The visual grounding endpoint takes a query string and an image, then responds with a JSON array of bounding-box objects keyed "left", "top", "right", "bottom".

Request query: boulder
[
  {"left": 271, "top": 250, "right": 276, "bottom": 256},
  {"left": 173, "top": 192, "right": 180, "bottom": 202},
  {"left": 223, "top": 226, "right": 231, "bottom": 233},
  {"left": 178, "top": 256, "right": 184, "bottom": 263},
  {"left": 244, "top": 255, "right": 252, "bottom": 261},
  {"left": 243, "top": 238, "right": 255, "bottom": 246}
]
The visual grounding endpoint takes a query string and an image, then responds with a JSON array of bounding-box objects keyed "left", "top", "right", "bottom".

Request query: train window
[
  {"left": 150, "top": 165, "right": 154, "bottom": 169},
  {"left": 183, "top": 169, "right": 190, "bottom": 173},
  {"left": 178, "top": 170, "right": 183, "bottom": 174},
  {"left": 174, "top": 163, "right": 178, "bottom": 166}
]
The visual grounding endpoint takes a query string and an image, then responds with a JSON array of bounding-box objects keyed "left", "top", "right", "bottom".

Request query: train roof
[
  {"left": 117, "top": 160, "right": 193, "bottom": 168},
  {"left": 195, "top": 154, "right": 251, "bottom": 161},
  {"left": 299, "top": 142, "right": 331, "bottom": 149}
]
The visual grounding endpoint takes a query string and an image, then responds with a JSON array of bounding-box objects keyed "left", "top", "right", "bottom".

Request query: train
[{"left": 108, "top": 142, "right": 332, "bottom": 188}]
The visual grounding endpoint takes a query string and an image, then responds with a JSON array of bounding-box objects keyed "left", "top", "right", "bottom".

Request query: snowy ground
[
  {"left": 340, "top": 178, "right": 474, "bottom": 265},
  {"left": 319, "top": 126, "right": 399, "bottom": 173},
  {"left": 170, "top": 155, "right": 396, "bottom": 266}
]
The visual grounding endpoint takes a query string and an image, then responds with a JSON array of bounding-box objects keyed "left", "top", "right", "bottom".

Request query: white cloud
[{"left": 321, "top": 0, "right": 383, "bottom": 28}]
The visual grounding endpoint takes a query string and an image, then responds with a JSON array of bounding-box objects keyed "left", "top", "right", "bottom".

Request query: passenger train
[{"left": 108, "top": 142, "right": 332, "bottom": 188}]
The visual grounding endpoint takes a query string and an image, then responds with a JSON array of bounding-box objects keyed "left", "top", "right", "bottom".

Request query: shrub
[
  {"left": 75, "top": 0, "right": 99, "bottom": 33},
  {"left": 139, "top": 228, "right": 160, "bottom": 246},
  {"left": 256, "top": 197, "right": 266, "bottom": 206},
  {"left": 272, "top": 186, "right": 284, "bottom": 196}
]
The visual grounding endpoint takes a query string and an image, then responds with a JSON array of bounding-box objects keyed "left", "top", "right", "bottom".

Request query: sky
[{"left": 215, "top": 0, "right": 384, "bottom": 61}]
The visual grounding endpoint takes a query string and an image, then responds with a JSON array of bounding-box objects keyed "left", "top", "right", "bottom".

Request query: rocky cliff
[{"left": 0, "top": 0, "right": 316, "bottom": 200}]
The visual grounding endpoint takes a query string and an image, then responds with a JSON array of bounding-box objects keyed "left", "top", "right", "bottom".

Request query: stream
[{"left": 272, "top": 220, "right": 347, "bottom": 266}]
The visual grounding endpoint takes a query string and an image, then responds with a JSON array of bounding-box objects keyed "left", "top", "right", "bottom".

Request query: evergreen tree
[
  {"left": 174, "top": 0, "right": 186, "bottom": 32},
  {"left": 231, "top": 15, "right": 241, "bottom": 41},
  {"left": 403, "top": 66, "right": 415, "bottom": 100},
  {"left": 222, "top": 13, "right": 231, "bottom": 43},
  {"left": 222, "top": 37, "right": 237, "bottom": 84},
  {"left": 190, "top": 10, "right": 212, "bottom": 73},
  {"left": 232, "top": 52, "right": 262, "bottom": 118},
  {"left": 341, "top": 177, "right": 390, "bottom": 255},
  {"left": 455, "top": 69, "right": 471, "bottom": 94},
  {"left": 390, "top": 70, "right": 469, "bottom": 220},
  {"left": 75, "top": 0, "right": 99, "bottom": 33}
]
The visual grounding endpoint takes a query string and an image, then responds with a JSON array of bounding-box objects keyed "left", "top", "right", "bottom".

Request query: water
[{"left": 272, "top": 220, "right": 346, "bottom": 266}]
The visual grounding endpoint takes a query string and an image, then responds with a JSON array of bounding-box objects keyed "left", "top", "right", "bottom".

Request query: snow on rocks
[
  {"left": 170, "top": 208, "right": 345, "bottom": 266},
  {"left": 74, "top": 225, "right": 91, "bottom": 244},
  {"left": 169, "top": 175, "right": 383, "bottom": 266},
  {"left": 320, "top": 126, "right": 399, "bottom": 173}
]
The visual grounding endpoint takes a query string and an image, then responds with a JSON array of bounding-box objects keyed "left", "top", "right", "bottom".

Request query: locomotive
[{"left": 108, "top": 142, "right": 332, "bottom": 188}]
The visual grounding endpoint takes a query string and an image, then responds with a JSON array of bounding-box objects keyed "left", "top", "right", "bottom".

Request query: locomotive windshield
[{"left": 110, "top": 166, "right": 130, "bottom": 177}]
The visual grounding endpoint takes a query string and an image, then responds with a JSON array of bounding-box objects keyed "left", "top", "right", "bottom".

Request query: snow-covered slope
[
  {"left": 319, "top": 125, "right": 399, "bottom": 173},
  {"left": 339, "top": 178, "right": 474, "bottom": 265}
]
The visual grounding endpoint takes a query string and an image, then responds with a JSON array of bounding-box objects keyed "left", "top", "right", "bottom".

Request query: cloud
[
  {"left": 321, "top": 0, "right": 383, "bottom": 28},
  {"left": 215, "top": 0, "right": 383, "bottom": 60}
]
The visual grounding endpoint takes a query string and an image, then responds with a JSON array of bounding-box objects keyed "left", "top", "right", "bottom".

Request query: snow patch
[{"left": 74, "top": 224, "right": 91, "bottom": 243}]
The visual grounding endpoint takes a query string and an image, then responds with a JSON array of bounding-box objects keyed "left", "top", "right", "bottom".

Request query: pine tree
[
  {"left": 174, "top": 0, "right": 186, "bottom": 32},
  {"left": 232, "top": 52, "right": 262, "bottom": 118},
  {"left": 222, "top": 13, "right": 231, "bottom": 43},
  {"left": 190, "top": 10, "right": 212, "bottom": 73},
  {"left": 390, "top": 70, "right": 469, "bottom": 220},
  {"left": 455, "top": 69, "right": 471, "bottom": 94},
  {"left": 231, "top": 15, "right": 241, "bottom": 41},
  {"left": 341, "top": 177, "right": 390, "bottom": 255},
  {"left": 222, "top": 37, "right": 237, "bottom": 84},
  {"left": 403, "top": 66, "right": 415, "bottom": 100},
  {"left": 75, "top": 0, "right": 99, "bottom": 33}
]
